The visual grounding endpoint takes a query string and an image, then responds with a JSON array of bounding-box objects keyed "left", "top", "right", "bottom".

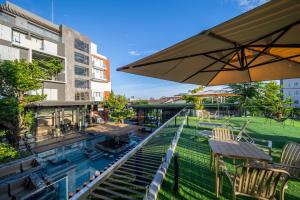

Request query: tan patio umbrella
[
  {"left": 184, "top": 90, "right": 239, "bottom": 117},
  {"left": 117, "top": 0, "right": 300, "bottom": 86}
]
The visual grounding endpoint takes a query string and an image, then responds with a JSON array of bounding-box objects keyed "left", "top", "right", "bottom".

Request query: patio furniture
[
  {"left": 272, "top": 142, "right": 300, "bottom": 181},
  {"left": 212, "top": 128, "right": 234, "bottom": 141},
  {"left": 209, "top": 139, "right": 272, "bottom": 197},
  {"left": 220, "top": 164, "right": 290, "bottom": 200},
  {"left": 235, "top": 120, "right": 273, "bottom": 155}
]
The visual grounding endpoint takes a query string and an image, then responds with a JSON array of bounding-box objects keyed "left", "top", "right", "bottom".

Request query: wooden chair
[
  {"left": 235, "top": 120, "right": 272, "bottom": 155},
  {"left": 272, "top": 142, "right": 300, "bottom": 181},
  {"left": 210, "top": 128, "right": 234, "bottom": 170},
  {"left": 220, "top": 164, "right": 290, "bottom": 200},
  {"left": 212, "top": 128, "right": 234, "bottom": 141}
]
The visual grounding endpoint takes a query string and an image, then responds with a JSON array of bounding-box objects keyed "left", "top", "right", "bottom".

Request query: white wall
[
  {"left": 0, "top": 45, "right": 20, "bottom": 60},
  {"left": 91, "top": 81, "right": 111, "bottom": 101},
  {"left": 12, "top": 30, "right": 58, "bottom": 55},
  {"left": 0, "top": 24, "right": 11, "bottom": 41},
  {"left": 90, "top": 42, "right": 97, "bottom": 55}
]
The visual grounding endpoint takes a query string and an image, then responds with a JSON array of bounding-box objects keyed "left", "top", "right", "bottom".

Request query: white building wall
[
  {"left": 0, "top": 24, "right": 11, "bottom": 41},
  {"left": 282, "top": 79, "right": 300, "bottom": 107},
  {"left": 0, "top": 44, "right": 20, "bottom": 60},
  {"left": 91, "top": 81, "right": 111, "bottom": 101}
]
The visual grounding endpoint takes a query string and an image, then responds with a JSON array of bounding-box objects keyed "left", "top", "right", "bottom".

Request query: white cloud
[
  {"left": 234, "top": 0, "right": 269, "bottom": 11},
  {"left": 128, "top": 49, "right": 158, "bottom": 56},
  {"left": 128, "top": 51, "right": 141, "bottom": 56}
]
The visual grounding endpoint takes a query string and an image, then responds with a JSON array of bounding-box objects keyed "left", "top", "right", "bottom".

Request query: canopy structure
[
  {"left": 183, "top": 90, "right": 239, "bottom": 118},
  {"left": 118, "top": 0, "right": 300, "bottom": 86},
  {"left": 184, "top": 90, "right": 239, "bottom": 97}
]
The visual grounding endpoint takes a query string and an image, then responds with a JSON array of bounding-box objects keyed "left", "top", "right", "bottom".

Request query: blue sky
[{"left": 4, "top": 0, "right": 267, "bottom": 99}]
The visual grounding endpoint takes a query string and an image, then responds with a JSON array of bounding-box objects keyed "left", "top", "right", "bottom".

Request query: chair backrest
[
  {"left": 212, "top": 128, "right": 234, "bottom": 141},
  {"left": 280, "top": 142, "right": 300, "bottom": 178},
  {"left": 235, "top": 120, "right": 253, "bottom": 143},
  {"left": 234, "top": 165, "right": 289, "bottom": 200}
]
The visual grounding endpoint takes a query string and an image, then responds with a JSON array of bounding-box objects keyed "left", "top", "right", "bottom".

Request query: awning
[{"left": 117, "top": 0, "right": 300, "bottom": 86}]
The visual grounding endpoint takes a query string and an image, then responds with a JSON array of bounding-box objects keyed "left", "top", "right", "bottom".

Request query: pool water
[{"left": 37, "top": 134, "right": 140, "bottom": 195}]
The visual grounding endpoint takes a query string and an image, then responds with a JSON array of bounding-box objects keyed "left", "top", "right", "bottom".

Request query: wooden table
[{"left": 208, "top": 139, "right": 272, "bottom": 197}]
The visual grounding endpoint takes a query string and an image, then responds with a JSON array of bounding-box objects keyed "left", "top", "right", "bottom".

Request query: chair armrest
[{"left": 272, "top": 163, "right": 300, "bottom": 170}]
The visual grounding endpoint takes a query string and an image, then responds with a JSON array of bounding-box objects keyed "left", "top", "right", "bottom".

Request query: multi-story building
[
  {"left": 90, "top": 42, "right": 111, "bottom": 101},
  {"left": 0, "top": 1, "right": 111, "bottom": 102},
  {"left": 281, "top": 79, "right": 300, "bottom": 108},
  {"left": 0, "top": 2, "right": 111, "bottom": 143}
]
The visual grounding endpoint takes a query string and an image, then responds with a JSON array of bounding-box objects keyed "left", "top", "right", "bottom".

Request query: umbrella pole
[{"left": 217, "top": 97, "right": 220, "bottom": 119}]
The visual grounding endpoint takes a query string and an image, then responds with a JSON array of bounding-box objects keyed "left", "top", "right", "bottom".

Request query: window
[
  {"left": 295, "top": 90, "right": 299, "bottom": 96},
  {"left": 74, "top": 52, "right": 89, "bottom": 65},
  {"left": 75, "top": 66, "right": 89, "bottom": 76},
  {"left": 295, "top": 82, "right": 299, "bottom": 86},
  {"left": 75, "top": 92, "right": 89, "bottom": 101},
  {"left": 12, "top": 30, "right": 23, "bottom": 43},
  {"left": 294, "top": 100, "right": 299, "bottom": 104},
  {"left": 74, "top": 39, "right": 89, "bottom": 53},
  {"left": 75, "top": 79, "right": 89, "bottom": 89},
  {"left": 31, "top": 36, "right": 43, "bottom": 49},
  {"left": 27, "top": 23, "right": 60, "bottom": 42}
]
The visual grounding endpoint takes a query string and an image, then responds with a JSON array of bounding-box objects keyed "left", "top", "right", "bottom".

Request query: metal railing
[{"left": 71, "top": 108, "right": 188, "bottom": 200}]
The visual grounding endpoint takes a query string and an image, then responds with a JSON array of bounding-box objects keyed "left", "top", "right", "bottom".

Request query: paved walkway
[{"left": 32, "top": 132, "right": 93, "bottom": 153}]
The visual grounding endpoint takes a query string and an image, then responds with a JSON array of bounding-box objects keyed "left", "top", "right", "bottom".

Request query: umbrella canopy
[
  {"left": 118, "top": 0, "right": 300, "bottom": 86},
  {"left": 184, "top": 90, "right": 239, "bottom": 97}
]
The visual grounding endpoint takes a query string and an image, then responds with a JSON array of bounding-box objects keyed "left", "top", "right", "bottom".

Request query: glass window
[
  {"left": 75, "top": 79, "right": 89, "bottom": 89},
  {"left": 75, "top": 92, "right": 89, "bottom": 100},
  {"left": 12, "top": 31, "right": 22, "bottom": 43},
  {"left": 75, "top": 66, "right": 89, "bottom": 76},
  {"left": 74, "top": 52, "right": 89, "bottom": 65},
  {"left": 74, "top": 39, "right": 89, "bottom": 53},
  {"left": 0, "top": 11, "right": 15, "bottom": 23},
  {"left": 27, "top": 23, "right": 60, "bottom": 42}
]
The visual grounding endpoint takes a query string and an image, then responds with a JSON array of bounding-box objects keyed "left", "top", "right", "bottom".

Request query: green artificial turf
[{"left": 157, "top": 117, "right": 300, "bottom": 200}]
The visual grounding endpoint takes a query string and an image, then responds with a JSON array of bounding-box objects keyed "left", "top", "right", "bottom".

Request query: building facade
[
  {"left": 0, "top": 2, "right": 111, "bottom": 102},
  {"left": 281, "top": 79, "right": 300, "bottom": 108},
  {"left": 0, "top": 2, "right": 111, "bottom": 143}
]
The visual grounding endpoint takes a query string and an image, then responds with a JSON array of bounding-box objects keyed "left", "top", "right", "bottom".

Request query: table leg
[
  {"left": 210, "top": 149, "right": 213, "bottom": 170},
  {"left": 215, "top": 155, "right": 220, "bottom": 198}
]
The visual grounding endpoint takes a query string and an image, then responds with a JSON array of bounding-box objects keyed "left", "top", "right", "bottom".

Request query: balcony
[
  {"left": 92, "top": 60, "right": 106, "bottom": 70},
  {"left": 92, "top": 72, "right": 106, "bottom": 81}
]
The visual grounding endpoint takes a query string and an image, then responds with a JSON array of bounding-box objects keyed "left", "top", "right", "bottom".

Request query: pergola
[
  {"left": 183, "top": 90, "right": 239, "bottom": 117},
  {"left": 118, "top": 0, "right": 300, "bottom": 86}
]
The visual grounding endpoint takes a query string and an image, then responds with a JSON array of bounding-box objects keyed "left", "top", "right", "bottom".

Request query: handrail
[
  {"left": 72, "top": 108, "right": 187, "bottom": 200},
  {"left": 144, "top": 112, "right": 187, "bottom": 200}
]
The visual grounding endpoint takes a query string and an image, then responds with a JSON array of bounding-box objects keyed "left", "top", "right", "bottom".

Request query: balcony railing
[{"left": 91, "top": 72, "right": 106, "bottom": 81}]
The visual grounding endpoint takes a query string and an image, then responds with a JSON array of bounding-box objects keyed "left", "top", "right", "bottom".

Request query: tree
[
  {"left": 182, "top": 86, "right": 205, "bottom": 110},
  {"left": 0, "top": 59, "right": 63, "bottom": 147},
  {"left": 254, "top": 81, "right": 292, "bottom": 119},
  {"left": 227, "top": 82, "right": 263, "bottom": 115},
  {"left": 104, "top": 92, "right": 135, "bottom": 124},
  {"left": 131, "top": 99, "right": 149, "bottom": 105}
]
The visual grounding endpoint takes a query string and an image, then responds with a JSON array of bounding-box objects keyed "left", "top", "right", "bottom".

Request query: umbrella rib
[
  {"left": 247, "top": 47, "right": 300, "bottom": 65},
  {"left": 206, "top": 52, "right": 238, "bottom": 85},
  {"left": 180, "top": 49, "right": 236, "bottom": 83},
  {"left": 161, "top": 58, "right": 185, "bottom": 76},
  {"left": 248, "top": 53, "right": 300, "bottom": 69},
  {"left": 246, "top": 26, "right": 292, "bottom": 68},
  {"left": 203, "top": 54, "right": 240, "bottom": 69}
]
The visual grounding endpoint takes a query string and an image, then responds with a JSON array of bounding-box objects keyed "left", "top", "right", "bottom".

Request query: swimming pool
[{"left": 36, "top": 133, "right": 142, "bottom": 196}]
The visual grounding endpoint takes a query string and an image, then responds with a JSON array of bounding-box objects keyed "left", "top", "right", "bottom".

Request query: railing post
[{"left": 173, "top": 153, "right": 179, "bottom": 193}]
